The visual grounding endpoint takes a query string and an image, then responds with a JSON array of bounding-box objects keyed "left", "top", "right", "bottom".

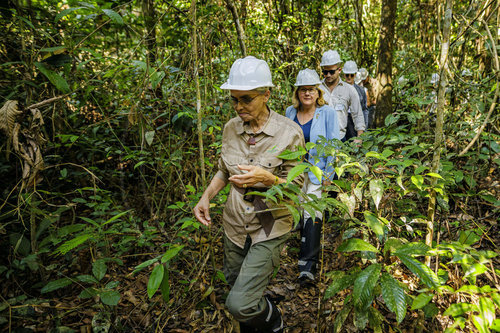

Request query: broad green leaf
[
  {"left": 284, "top": 203, "right": 301, "bottom": 227},
  {"left": 278, "top": 149, "right": 305, "bottom": 160},
  {"left": 92, "top": 259, "right": 107, "bottom": 281},
  {"left": 473, "top": 315, "right": 489, "bottom": 333},
  {"left": 105, "top": 281, "right": 119, "bottom": 289},
  {"left": 145, "top": 130, "right": 155, "bottom": 146},
  {"left": 354, "top": 305, "right": 369, "bottom": 330},
  {"left": 324, "top": 272, "right": 357, "bottom": 299},
  {"left": 479, "top": 297, "right": 496, "bottom": 326},
  {"left": 80, "top": 216, "right": 100, "bottom": 228},
  {"left": 41, "top": 46, "right": 66, "bottom": 53},
  {"left": 333, "top": 298, "right": 353, "bottom": 333},
  {"left": 394, "top": 242, "right": 430, "bottom": 256},
  {"left": 41, "top": 278, "right": 73, "bottom": 293},
  {"left": 133, "top": 257, "right": 159, "bottom": 274},
  {"left": 161, "top": 245, "right": 184, "bottom": 263},
  {"left": 383, "top": 237, "right": 404, "bottom": 254},
  {"left": 353, "top": 264, "right": 381, "bottom": 310},
  {"left": 363, "top": 211, "right": 384, "bottom": 238},
  {"left": 464, "top": 263, "right": 488, "bottom": 278},
  {"left": 100, "top": 290, "right": 120, "bottom": 306},
  {"left": 338, "top": 193, "right": 356, "bottom": 217},
  {"left": 286, "top": 164, "right": 308, "bottom": 183},
  {"left": 368, "top": 306, "right": 384, "bottom": 332},
  {"left": 337, "top": 238, "right": 378, "bottom": 253},
  {"left": 34, "top": 62, "right": 70, "bottom": 93},
  {"left": 426, "top": 172, "right": 443, "bottom": 179},
  {"left": 492, "top": 293, "right": 500, "bottom": 308},
  {"left": 380, "top": 273, "right": 406, "bottom": 323},
  {"left": 310, "top": 165, "right": 322, "bottom": 182},
  {"left": 369, "top": 179, "right": 384, "bottom": 209},
  {"left": 444, "top": 302, "right": 476, "bottom": 317},
  {"left": 76, "top": 275, "right": 99, "bottom": 284},
  {"left": 148, "top": 264, "right": 164, "bottom": 298},
  {"left": 423, "top": 303, "right": 439, "bottom": 318},
  {"left": 491, "top": 319, "right": 500, "bottom": 332},
  {"left": 102, "top": 9, "right": 124, "bottom": 25},
  {"left": 160, "top": 269, "right": 170, "bottom": 302},
  {"left": 411, "top": 175, "right": 424, "bottom": 190},
  {"left": 456, "top": 285, "right": 481, "bottom": 294},
  {"left": 411, "top": 293, "right": 434, "bottom": 310},
  {"left": 55, "top": 7, "right": 84, "bottom": 22},
  {"left": 79, "top": 287, "right": 98, "bottom": 299},
  {"left": 397, "top": 254, "right": 440, "bottom": 288}
]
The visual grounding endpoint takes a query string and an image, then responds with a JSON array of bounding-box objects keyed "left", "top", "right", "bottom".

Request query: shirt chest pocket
[
  {"left": 258, "top": 156, "right": 283, "bottom": 174},
  {"left": 222, "top": 153, "right": 247, "bottom": 176}
]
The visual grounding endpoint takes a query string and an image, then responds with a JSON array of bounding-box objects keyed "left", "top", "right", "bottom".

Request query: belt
[{"left": 233, "top": 185, "right": 275, "bottom": 237}]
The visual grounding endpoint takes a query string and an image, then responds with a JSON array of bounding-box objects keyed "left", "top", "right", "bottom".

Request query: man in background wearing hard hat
[
  {"left": 318, "top": 50, "right": 365, "bottom": 141},
  {"left": 357, "top": 67, "right": 378, "bottom": 128},
  {"left": 343, "top": 60, "right": 369, "bottom": 138}
]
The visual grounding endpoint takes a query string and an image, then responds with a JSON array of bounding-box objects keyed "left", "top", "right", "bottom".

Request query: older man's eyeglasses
[
  {"left": 230, "top": 94, "right": 260, "bottom": 106},
  {"left": 322, "top": 68, "right": 341, "bottom": 75}
]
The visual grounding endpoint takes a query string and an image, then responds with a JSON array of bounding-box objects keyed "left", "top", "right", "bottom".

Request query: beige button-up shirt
[
  {"left": 215, "top": 109, "right": 305, "bottom": 248},
  {"left": 319, "top": 79, "right": 366, "bottom": 137}
]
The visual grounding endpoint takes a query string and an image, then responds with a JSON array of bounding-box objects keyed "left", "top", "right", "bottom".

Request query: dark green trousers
[{"left": 223, "top": 233, "right": 288, "bottom": 322}]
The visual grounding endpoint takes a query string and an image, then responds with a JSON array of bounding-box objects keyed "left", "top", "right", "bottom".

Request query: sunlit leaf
[
  {"left": 147, "top": 264, "right": 164, "bottom": 298},
  {"left": 380, "top": 273, "right": 406, "bottom": 323},
  {"left": 286, "top": 164, "right": 308, "bottom": 183},
  {"left": 369, "top": 179, "right": 384, "bottom": 209},
  {"left": 337, "top": 238, "right": 378, "bottom": 253},
  {"left": 353, "top": 264, "right": 381, "bottom": 310},
  {"left": 397, "top": 254, "right": 440, "bottom": 288},
  {"left": 411, "top": 293, "right": 433, "bottom": 310}
]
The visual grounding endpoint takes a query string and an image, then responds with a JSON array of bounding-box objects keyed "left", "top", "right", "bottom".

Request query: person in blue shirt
[{"left": 285, "top": 68, "right": 341, "bottom": 286}]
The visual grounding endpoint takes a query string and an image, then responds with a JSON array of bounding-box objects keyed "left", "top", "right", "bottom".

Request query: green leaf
[
  {"left": 380, "top": 273, "right": 406, "bottom": 323},
  {"left": 423, "top": 303, "right": 439, "bottom": 318},
  {"left": 145, "top": 131, "right": 155, "bottom": 146},
  {"left": 333, "top": 298, "right": 353, "bottom": 333},
  {"left": 161, "top": 245, "right": 184, "bottom": 263},
  {"left": 324, "top": 272, "right": 357, "bottom": 299},
  {"left": 394, "top": 242, "right": 430, "bottom": 256},
  {"left": 479, "top": 296, "right": 496, "bottom": 326},
  {"left": 278, "top": 149, "right": 305, "bottom": 160},
  {"left": 363, "top": 211, "right": 384, "bottom": 238},
  {"left": 464, "top": 263, "right": 488, "bottom": 279},
  {"left": 160, "top": 268, "right": 170, "bottom": 302},
  {"left": 353, "top": 264, "right": 381, "bottom": 310},
  {"left": 369, "top": 179, "right": 384, "bottom": 209},
  {"left": 92, "top": 259, "right": 107, "bottom": 281},
  {"left": 55, "top": 233, "right": 93, "bottom": 255},
  {"left": 286, "top": 164, "right": 308, "bottom": 183},
  {"left": 397, "top": 254, "right": 440, "bottom": 288},
  {"left": 411, "top": 293, "right": 434, "bottom": 310},
  {"left": 354, "top": 305, "right": 369, "bottom": 330},
  {"left": 34, "top": 62, "right": 70, "bottom": 93},
  {"left": 426, "top": 172, "right": 443, "bottom": 179},
  {"left": 102, "top": 209, "right": 132, "bottom": 226},
  {"left": 41, "top": 278, "right": 73, "bottom": 293},
  {"left": 444, "top": 303, "right": 476, "bottom": 317},
  {"left": 55, "top": 7, "right": 84, "bottom": 22},
  {"left": 102, "top": 9, "right": 124, "bottom": 25},
  {"left": 133, "top": 257, "right": 159, "bottom": 274},
  {"left": 411, "top": 175, "right": 424, "bottom": 190},
  {"left": 367, "top": 306, "right": 384, "bottom": 331},
  {"left": 100, "top": 290, "right": 120, "bottom": 306},
  {"left": 284, "top": 203, "right": 301, "bottom": 227},
  {"left": 337, "top": 238, "right": 378, "bottom": 253},
  {"left": 148, "top": 264, "right": 164, "bottom": 298},
  {"left": 41, "top": 46, "right": 67, "bottom": 53},
  {"left": 310, "top": 165, "right": 322, "bottom": 182},
  {"left": 76, "top": 275, "right": 99, "bottom": 284},
  {"left": 79, "top": 287, "right": 98, "bottom": 299},
  {"left": 456, "top": 285, "right": 481, "bottom": 294},
  {"left": 491, "top": 319, "right": 500, "bottom": 332},
  {"left": 473, "top": 315, "right": 489, "bottom": 333}
]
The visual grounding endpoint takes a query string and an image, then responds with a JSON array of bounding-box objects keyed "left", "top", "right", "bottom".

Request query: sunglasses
[
  {"left": 230, "top": 94, "right": 260, "bottom": 106},
  {"left": 322, "top": 68, "right": 341, "bottom": 75},
  {"left": 345, "top": 73, "right": 355, "bottom": 78}
]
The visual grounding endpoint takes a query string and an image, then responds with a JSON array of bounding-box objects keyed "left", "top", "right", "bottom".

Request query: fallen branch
[{"left": 26, "top": 94, "right": 70, "bottom": 110}]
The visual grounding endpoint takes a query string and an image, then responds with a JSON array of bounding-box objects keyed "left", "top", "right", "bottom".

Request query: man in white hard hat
[
  {"left": 193, "top": 56, "right": 305, "bottom": 333},
  {"left": 343, "top": 60, "right": 369, "bottom": 135},
  {"left": 319, "top": 50, "right": 365, "bottom": 140}
]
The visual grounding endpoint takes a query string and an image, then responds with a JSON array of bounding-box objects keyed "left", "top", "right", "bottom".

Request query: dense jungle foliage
[{"left": 0, "top": 0, "right": 499, "bottom": 332}]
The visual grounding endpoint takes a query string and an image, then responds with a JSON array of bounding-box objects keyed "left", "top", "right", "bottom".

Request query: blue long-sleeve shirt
[{"left": 285, "top": 104, "right": 341, "bottom": 184}]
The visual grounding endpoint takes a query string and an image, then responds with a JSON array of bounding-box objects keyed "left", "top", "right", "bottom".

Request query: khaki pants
[{"left": 223, "top": 233, "right": 288, "bottom": 322}]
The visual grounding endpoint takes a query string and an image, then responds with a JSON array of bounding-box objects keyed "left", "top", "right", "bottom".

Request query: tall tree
[
  {"left": 142, "top": 0, "right": 157, "bottom": 66},
  {"left": 373, "top": 0, "right": 397, "bottom": 127},
  {"left": 225, "top": 0, "right": 247, "bottom": 56}
]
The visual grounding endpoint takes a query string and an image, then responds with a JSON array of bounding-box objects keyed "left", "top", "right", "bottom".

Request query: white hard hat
[
  {"left": 355, "top": 72, "right": 362, "bottom": 84},
  {"left": 430, "top": 73, "right": 440, "bottom": 84},
  {"left": 343, "top": 61, "right": 358, "bottom": 74},
  {"left": 294, "top": 69, "right": 321, "bottom": 86},
  {"left": 398, "top": 76, "right": 408, "bottom": 86},
  {"left": 461, "top": 69, "right": 472, "bottom": 77},
  {"left": 220, "top": 56, "right": 275, "bottom": 90},
  {"left": 320, "top": 50, "right": 342, "bottom": 66},
  {"left": 358, "top": 68, "right": 368, "bottom": 81}
]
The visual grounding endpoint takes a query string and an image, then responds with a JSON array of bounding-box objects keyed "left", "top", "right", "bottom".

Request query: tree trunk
[
  {"left": 225, "top": 0, "right": 247, "bottom": 57},
  {"left": 190, "top": 0, "right": 206, "bottom": 188},
  {"left": 142, "top": 0, "right": 157, "bottom": 66},
  {"left": 426, "top": 0, "right": 452, "bottom": 267},
  {"left": 373, "top": 0, "right": 397, "bottom": 127}
]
